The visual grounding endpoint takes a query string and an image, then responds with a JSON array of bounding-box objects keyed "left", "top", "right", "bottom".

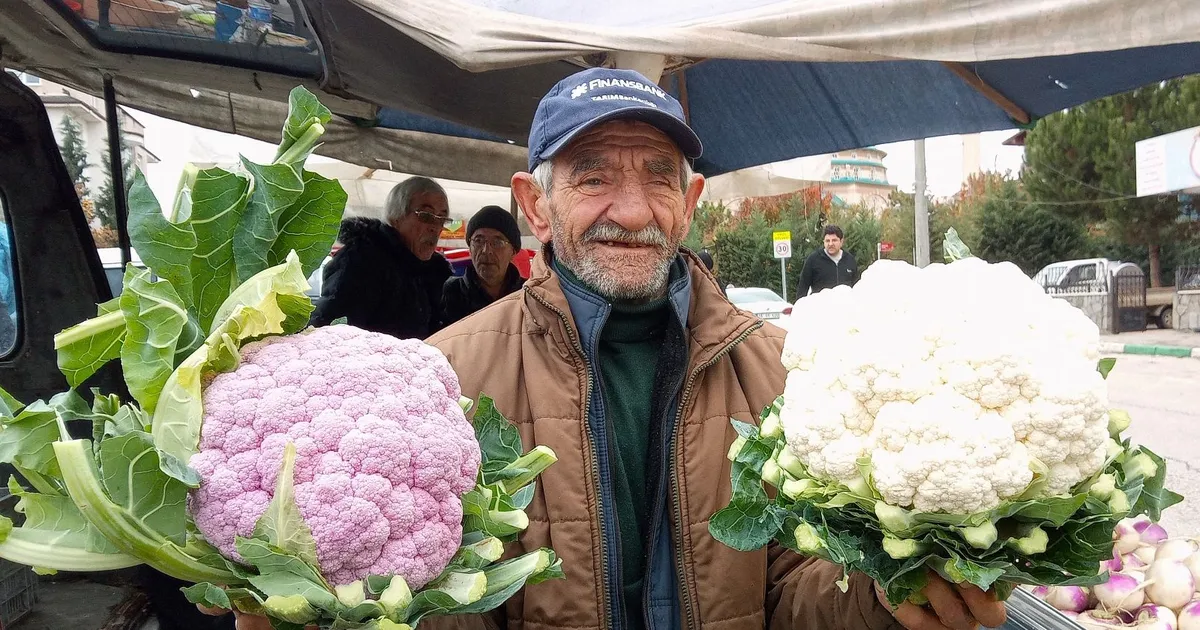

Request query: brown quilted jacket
[{"left": 424, "top": 248, "right": 902, "bottom": 630}]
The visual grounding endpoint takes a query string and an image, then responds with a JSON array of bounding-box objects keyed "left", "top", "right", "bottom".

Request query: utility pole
[{"left": 913, "top": 138, "right": 930, "bottom": 268}]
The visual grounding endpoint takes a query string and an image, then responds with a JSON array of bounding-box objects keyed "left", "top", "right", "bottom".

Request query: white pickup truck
[{"left": 1033, "top": 258, "right": 1177, "bottom": 329}]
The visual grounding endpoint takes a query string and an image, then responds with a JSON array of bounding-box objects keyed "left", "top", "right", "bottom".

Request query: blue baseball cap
[{"left": 527, "top": 67, "right": 703, "bottom": 172}]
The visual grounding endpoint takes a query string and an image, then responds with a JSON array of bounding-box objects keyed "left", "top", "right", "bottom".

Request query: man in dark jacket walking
[
  {"left": 441, "top": 205, "right": 526, "bottom": 326},
  {"left": 796, "top": 224, "right": 859, "bottom": 298},
  {"left": 309, "top": 176, "right": 453, "bottom": 339}
]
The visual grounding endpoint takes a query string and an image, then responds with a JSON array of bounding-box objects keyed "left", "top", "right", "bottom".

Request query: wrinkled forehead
[{"left": 556, "top": 119, "right": 685, "bottom": 170}]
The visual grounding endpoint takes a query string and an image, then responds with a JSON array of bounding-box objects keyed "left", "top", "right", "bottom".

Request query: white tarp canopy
[
  {"left": 2, "top": 0, "right": 1199, "bottom": 186},
  {"left": 699, "top": 156, "right": 831, "bottom": 206},
  {"left": 366, "top": 0, "right": 1200, "bottom": 72}
]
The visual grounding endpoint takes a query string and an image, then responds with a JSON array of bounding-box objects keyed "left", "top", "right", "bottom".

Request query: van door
[
  {"left": 0, "top": 71, "right": 123, "bottom": 402},
  {"left": 0, "top": 71, "right": 234, "bottom": 630}
]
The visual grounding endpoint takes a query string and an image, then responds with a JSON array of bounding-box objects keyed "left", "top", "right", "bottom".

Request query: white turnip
[
  {"left": 1116, "top": 521, "right": 1145, "bottom": 555},
  {"left": 1178, "top": 600, "right": 1200, "bottom": 630},
  {"left": 1040, "top": 585, "right": 1091, "bottom": 613},
  {"left": 1076, "top": 609, "right": 1175, "bottom": 629},
  {"left": 1095, "top": 571, "right": 1151, "bottom": 612},
  {"left": 1158, "top": 540, "right": 1198, "bottom": 563},
  {"left": 1139, "top": 524, "right": 1171, "bottom": 546},
  {"left": 1183, "top": 553, "right": 1200, "bottom": 586},
  {"left": 1124, "top": 554, "right": 1150, "bottom": 570},
  {"left": 1136, "top": 604, "right": 1179, "bottom": 629},
  {"left": 1078, "top": 605, "right": 1182, "bottom": 629},
  {"left": 1136, "top": 545, "right": 1160, "bottom": 566},
  {"left": 1145, "top": 559, "right": 1196, "bottom": 612},
  {"left": 1075, "top": 610, "right": 1126, "bottom": 629}
]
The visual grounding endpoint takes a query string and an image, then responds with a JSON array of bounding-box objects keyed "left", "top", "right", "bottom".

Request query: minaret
[{"left": 963, "top": 133, "right": 982, "bottom": 180}]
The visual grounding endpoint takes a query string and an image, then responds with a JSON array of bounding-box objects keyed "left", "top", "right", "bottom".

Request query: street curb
[{"left": 1100, "top": 341, "right": 1200, "bottom": 359}]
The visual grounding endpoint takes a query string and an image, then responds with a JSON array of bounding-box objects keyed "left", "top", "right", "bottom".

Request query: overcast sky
[{"left": 132, "top": 110, "right": 1028, "bottom": 204}]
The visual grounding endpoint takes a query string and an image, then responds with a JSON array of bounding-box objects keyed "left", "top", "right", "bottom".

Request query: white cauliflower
[{"left": 778, "top": 254, "right": 1110, "bottom": 514}]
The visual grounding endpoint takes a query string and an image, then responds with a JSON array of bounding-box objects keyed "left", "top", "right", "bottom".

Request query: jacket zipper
[
  {"left": 527, "top": 289, "right": 613, "bottom": 629},
  {"left": 670, "top": 321, "right": 762, "bottom": 629}
]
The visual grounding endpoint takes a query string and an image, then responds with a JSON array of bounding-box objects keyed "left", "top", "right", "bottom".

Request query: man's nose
[{"left": 606, "top": 178, "right": 655, "bottom": 232}]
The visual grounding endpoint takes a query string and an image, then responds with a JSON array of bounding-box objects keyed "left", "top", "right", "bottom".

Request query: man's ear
[
  {"left": 681, "top": 172, "right": 706, "bottom": 233},
  {"left": 512, "top": 172, "right": 553, "bottom": 244}
]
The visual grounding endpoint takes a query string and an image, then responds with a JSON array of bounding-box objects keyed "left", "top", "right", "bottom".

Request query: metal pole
[
  {"left": 780, "top": 258, "right": 788, "bottom": 302},
  {"left": 103, "top": 75, "right": 132, "bottom": 268},
  {"left": 913, "top": 138, "right": 930, "bottom": 268}
]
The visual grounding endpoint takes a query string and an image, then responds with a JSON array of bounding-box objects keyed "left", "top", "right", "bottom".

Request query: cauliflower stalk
[
  {"left": 0, "top": 86, "right": 563, "bottom": 630},
  {"left": 710, "top": 229, "right": 1182, "bottom": 608}
]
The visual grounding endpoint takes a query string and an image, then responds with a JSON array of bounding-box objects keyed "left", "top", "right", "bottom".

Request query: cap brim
[{"left": 537, "top": 106, "right": 703, "bottom": 168}]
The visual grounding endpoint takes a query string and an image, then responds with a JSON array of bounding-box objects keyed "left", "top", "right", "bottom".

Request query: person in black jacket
[
  {"left": 796, "top": 224, "right": 859, "bottom": 298},
  {"left": 309, "top": 176, "right": 453, "bottom": 339},
  {"left": 442, "top": 205, "right": 526, "bottom": 326}
]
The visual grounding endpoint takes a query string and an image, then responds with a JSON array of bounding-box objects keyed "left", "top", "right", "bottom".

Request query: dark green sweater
[{"left": 598, "top": 297, "right": 670, "bottom": 629}]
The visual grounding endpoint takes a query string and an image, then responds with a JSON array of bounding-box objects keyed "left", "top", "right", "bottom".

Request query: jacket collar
[
  {"left": 523, "top": 244, "right": 762, "bottom": 368},
  {"left": 549, "top": 253, "right": 691, "bottom": 356},
  {"left": 465, "top": 263, "right": 525, "bottom": 296}
]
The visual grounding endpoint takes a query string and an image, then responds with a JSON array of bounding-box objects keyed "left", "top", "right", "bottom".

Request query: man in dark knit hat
[{"left": 441, "top": 205, "right": 526, "bottom": 325}]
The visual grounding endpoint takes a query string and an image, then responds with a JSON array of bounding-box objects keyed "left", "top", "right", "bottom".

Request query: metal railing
[
  {"left": 1036, "top": 264, "right": 1111, "bottom": 295},
  {"left": 1177, "top": 264, "right": 1200, "bottom": 291}
]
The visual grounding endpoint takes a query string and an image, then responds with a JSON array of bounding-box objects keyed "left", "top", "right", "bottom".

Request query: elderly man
[
  {"left": 441, "top": 205, "right": 526, "bottom": 325},
  {"left": 212, "top": 68, "right": 1006, "bottom": 630},
  {"left": 309, "top": 176, "right": 454, "bottom": 339}
]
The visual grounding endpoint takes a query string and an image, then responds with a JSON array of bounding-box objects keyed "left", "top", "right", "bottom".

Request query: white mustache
[{"left": 583, "top": 223, "right": 668, "bottom": 247}]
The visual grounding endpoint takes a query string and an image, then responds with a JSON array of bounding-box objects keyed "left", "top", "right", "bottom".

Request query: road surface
[{"left": 1104, "top": 353, "right": 1200, "bottom": 536}]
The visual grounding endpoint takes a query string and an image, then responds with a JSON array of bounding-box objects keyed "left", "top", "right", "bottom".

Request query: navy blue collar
[{"left": 550, "top": 252, "right": 691, "bottom": 356}]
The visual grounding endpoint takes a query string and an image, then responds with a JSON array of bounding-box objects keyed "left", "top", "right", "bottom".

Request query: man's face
[
  {"left": 393, "top": 190, "right": 450, "bottom": 261},
  {"left": 469, "top": 227, "right": 515, "bottom": 286},
  {"left": 514, "top": 120, "right": 705, "bottom": 301},
  {"left": 824, "top": 233, "right": 843, "bottom": 256}
]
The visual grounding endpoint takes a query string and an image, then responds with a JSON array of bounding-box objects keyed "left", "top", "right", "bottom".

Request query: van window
[{"left": 0, "top": 195, "right": 19, "bottom": 357}]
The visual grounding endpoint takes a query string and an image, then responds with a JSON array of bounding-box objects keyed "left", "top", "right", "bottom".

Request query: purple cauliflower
[{"left": 188, "top": 325, "right": 481, "bottom": 588}]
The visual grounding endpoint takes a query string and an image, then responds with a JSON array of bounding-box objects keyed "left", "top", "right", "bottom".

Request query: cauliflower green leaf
[
  {"left": 708, "top": 420, "right": 788, "bottom": 551},
  {"left": 97, "top": 431, "right": 190, "bottom": 546},
  {"left": 235, "top": 537, "right": 340, "bottom": 613},
  {"left": 127, "top": 170, "right": 197, "bottom": 301},
  {"left": 233, "top": 158, "right": 305, "bottom": 283},
  {"left": 0, "top": 385, "right": 24, "bottom": 417},
  {"left": 54, "top": 299, "right": 126, "bottom": 388},
  {"left": 942, "top": 227, "right": 973, "bottom": 262},
  {"left": 186, "top": 167, "right": 251, "bottom": 331},
  {"left": 472, "top": 395, "right": 523, "bottom": 477},
  {"left": 710, "top": 400, "right": 1180, "bottom": 607},
  {"left": 447, "top": 549, "right": 560, "bottom": 615},
  {"left": 252, "top": 442, "right": 319, "bottom": 567},
  {"left": 274, "top": 88, "right": 332, "bottom": 166},
  {"left": 0, "top": 400, "right": 63, "bottom": 480},
  {"left": 268, "top": 171, "right": 347, "bottom": 280},
  {"left": 119, "top": 267, "right": 193, "bottom": 414}
]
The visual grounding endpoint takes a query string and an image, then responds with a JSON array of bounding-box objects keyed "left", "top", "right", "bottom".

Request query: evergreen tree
[
  {"left": 94, "top": 137, "right": 135, "bottom": 231},
  {"left": 57, "top": 115, "right": 92, "bottom": 198},
  {"left": 1022, "top": 76, "right": 1200, "bottom": 286}
]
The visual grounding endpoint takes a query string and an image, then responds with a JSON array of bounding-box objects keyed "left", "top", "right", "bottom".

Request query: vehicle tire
[{"left": 1158, "top": 305, "right": 1173, "bottom": 329}]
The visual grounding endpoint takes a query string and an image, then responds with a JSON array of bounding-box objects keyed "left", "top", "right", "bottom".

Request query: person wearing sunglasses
[
  {"left": 309, "top": 176, "right": 454, "bottom": 339},
  {"left": 441, "top": 205, "right": 526, "bottom": 326}
]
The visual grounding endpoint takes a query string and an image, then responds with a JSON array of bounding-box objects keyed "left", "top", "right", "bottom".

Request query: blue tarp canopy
[{"left": 374, "top": 42, "right": 1200, "bottom": 177}]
